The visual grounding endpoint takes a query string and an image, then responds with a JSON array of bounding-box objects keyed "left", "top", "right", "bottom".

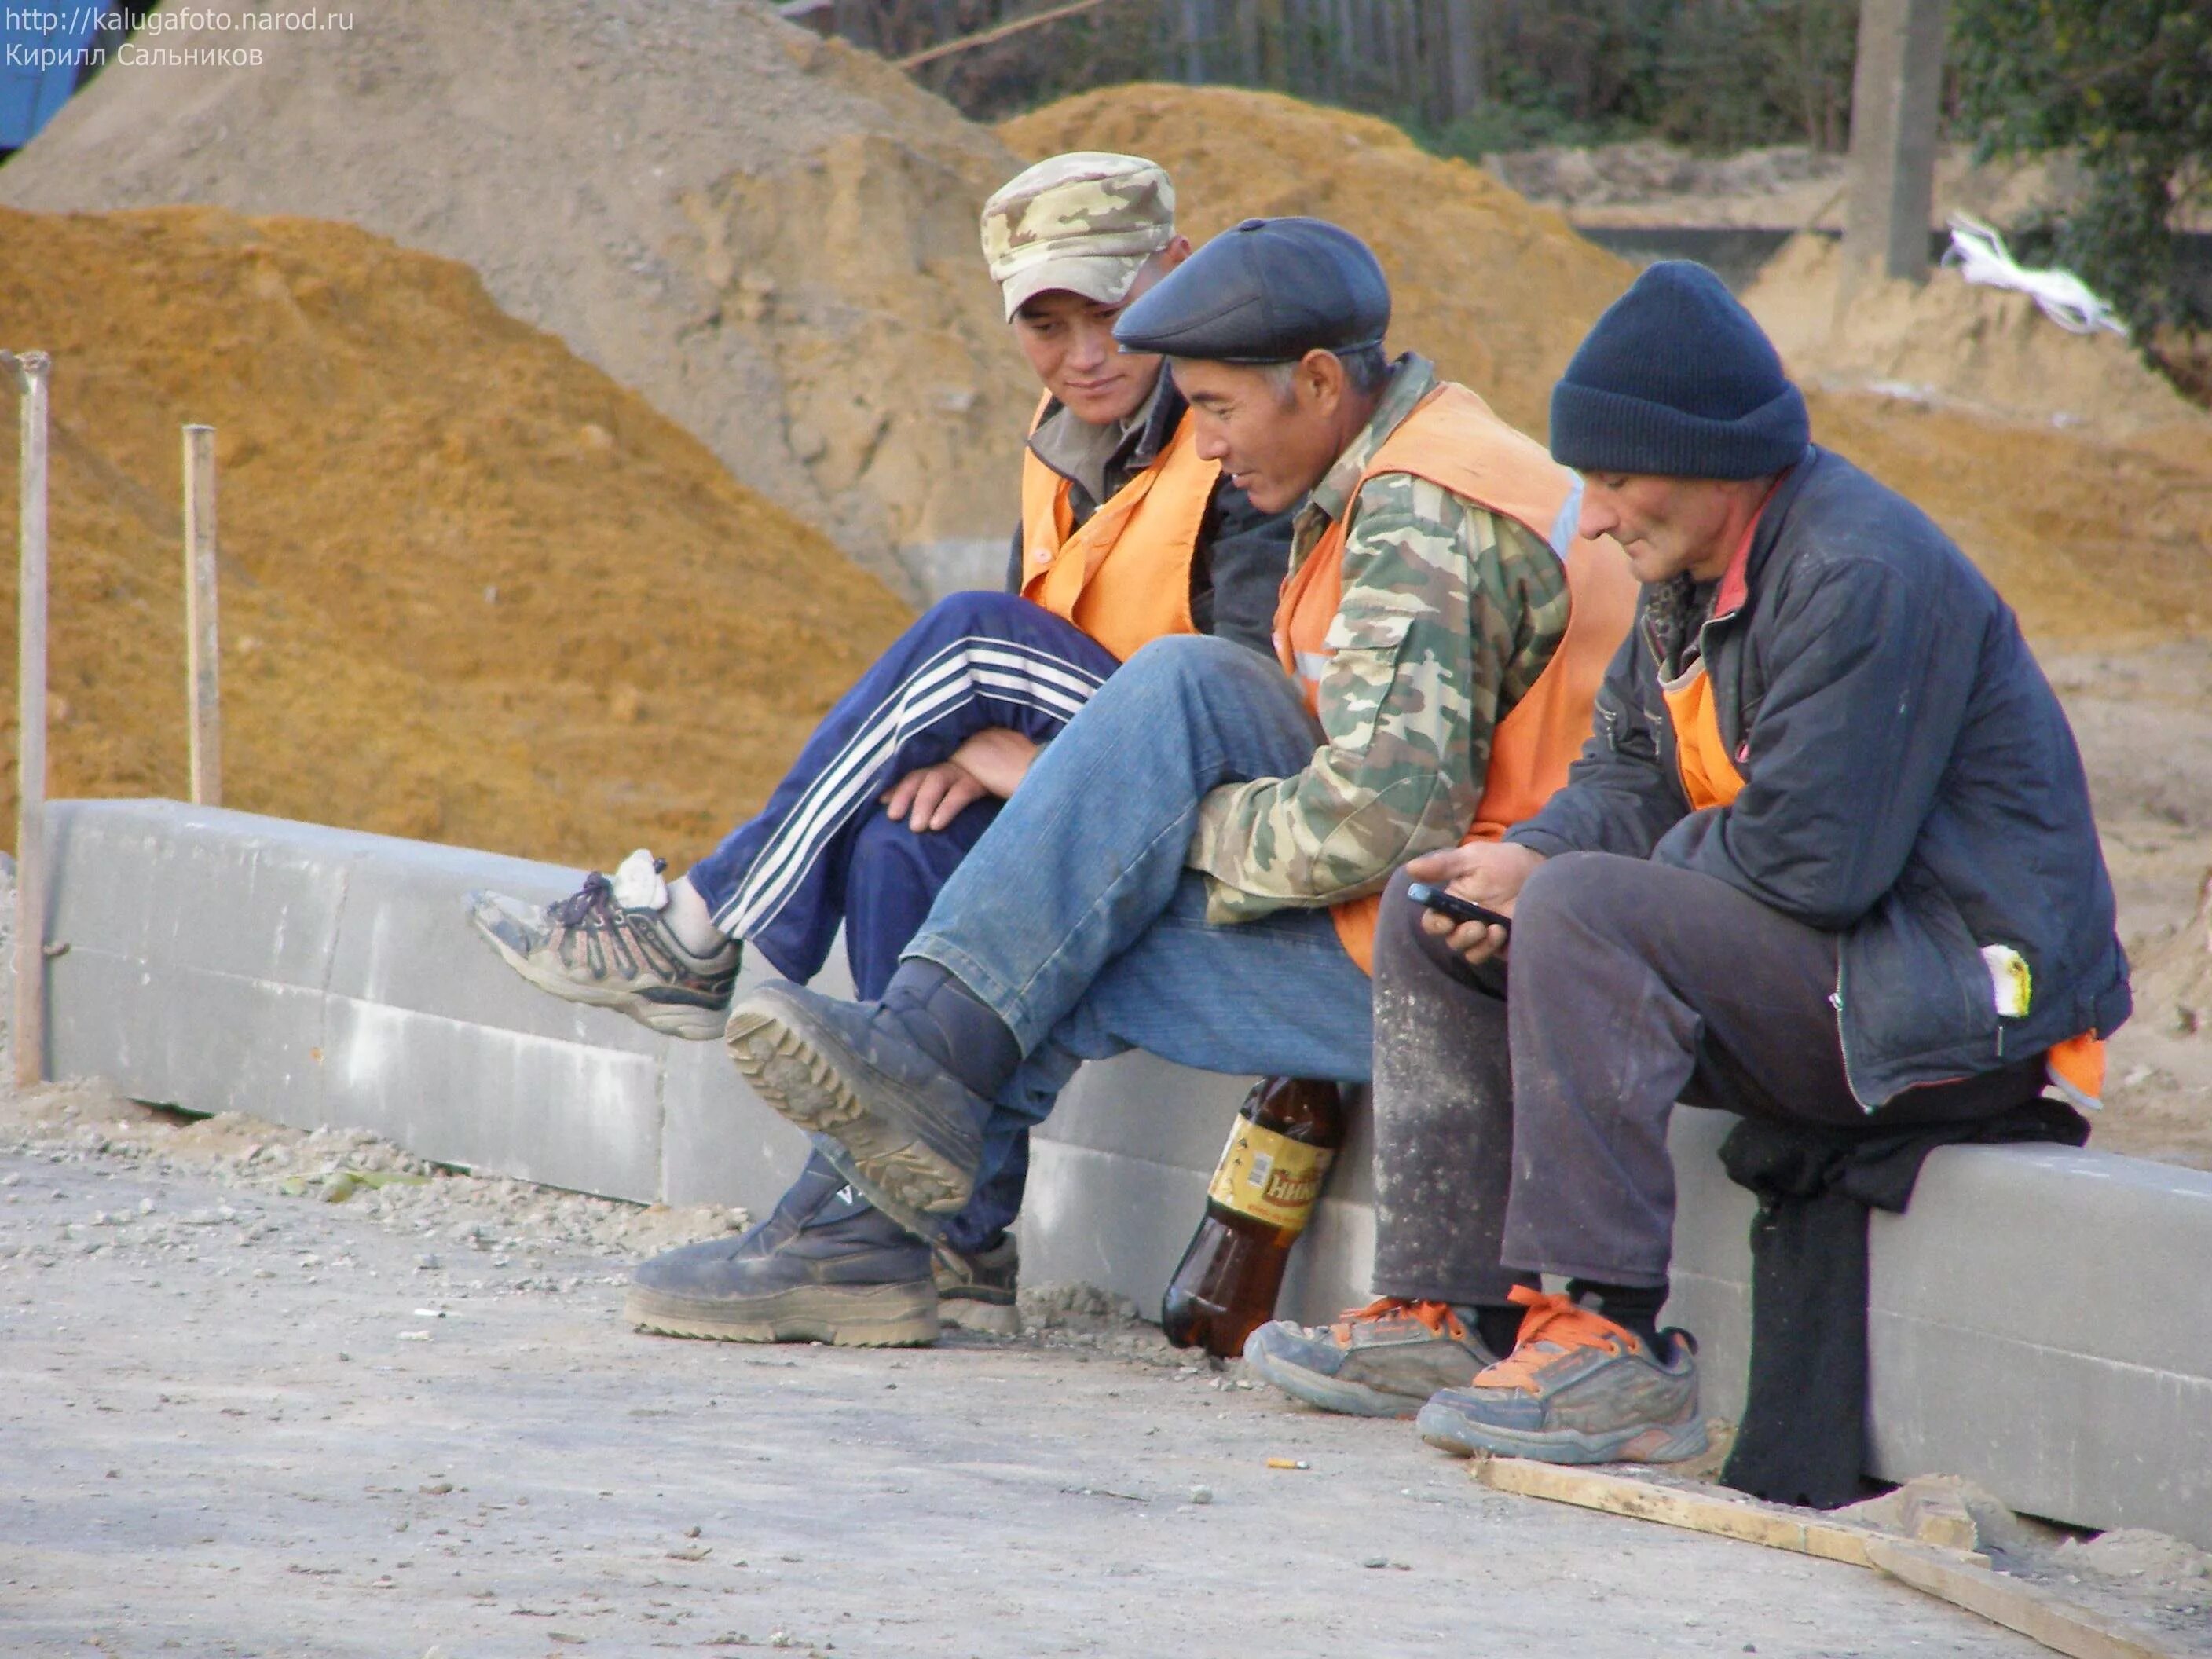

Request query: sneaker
[
  {"left": 624, "top": 1154, "right": 938, "bottom": 1346},
  {"left": 723, "top": 980, "right": 986, "bottom": 1240},
  {"left": 467, "top": 865, "right": 738, "bottom": 1041},
  {"left": 933, "top": 1234, "right": 1020, "bottom": 1335},
  {"left": 1414, "top": 1286, "right": 1707, "bottom": 1464},
  {"left": 1243, "top": 1298, "right": 1500, "bottom": 1419}
]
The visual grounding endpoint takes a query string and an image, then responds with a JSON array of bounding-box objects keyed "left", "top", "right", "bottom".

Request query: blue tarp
[{"left": 1, "top": 3, "right": 119, "bottom": 150}]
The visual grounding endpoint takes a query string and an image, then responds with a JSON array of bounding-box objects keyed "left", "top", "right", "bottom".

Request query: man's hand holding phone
[{"left": 1402, "top": 842, "right": 1547, "bottom": 966}]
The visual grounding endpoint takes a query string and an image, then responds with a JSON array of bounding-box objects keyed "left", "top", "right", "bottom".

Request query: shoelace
[
  {"left": 547, "top": 871, "right": 620, "bottom": 928},
  {"left": 1474, "top": 1285, "right": 1639, "bottom": 1394},
  {"left": 1333, "top": 1296, "right": 1467, "bottom": 1342}
]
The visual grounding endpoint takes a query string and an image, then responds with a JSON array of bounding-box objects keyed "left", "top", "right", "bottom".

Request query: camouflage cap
[{"left": 981, "top": 152, "right": 1175, "bottom": 323}]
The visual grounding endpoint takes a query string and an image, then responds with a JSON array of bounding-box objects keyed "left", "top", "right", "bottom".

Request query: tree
[{"left": 1950, "top": 0, "right": 2212, "bottom": 343}]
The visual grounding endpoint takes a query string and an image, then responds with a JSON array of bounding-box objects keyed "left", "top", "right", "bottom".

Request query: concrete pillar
[{"left": 1840, "top": 0, "right": 1947, "bottom": 288}]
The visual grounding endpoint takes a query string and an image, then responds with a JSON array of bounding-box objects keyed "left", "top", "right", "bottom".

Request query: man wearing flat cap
[
  {"left": 466, "top": 152, "right": 1294, "bottom": 1346},
  {"left": 716, "top": 218, "right": 1638, "bottom": 1327},
  {"left": 1280, "top": 262, "right": 2126, "bottom": 1471}
]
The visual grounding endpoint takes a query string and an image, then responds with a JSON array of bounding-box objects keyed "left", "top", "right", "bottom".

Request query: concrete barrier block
[
  {"left": 658, "top": 1033, "right": 815, "bottom": 1214},
  {"left": 1865, "top": 1143, "right": 2212, "bottom": 1539},
  {"left": 47, "top": 800, "right": 348, "bottom": 987},
  {"left": 1036, "top": 1051, "right": 1253, "bottom": 1172},
  {"left": 319, "top": 994, "right": 665, "bottom": 1199},
  {"left": 38, "top": 800, "right": 2212, "bottom": 1549},
  {"left": 1024, "top": 1140, "right": 1207, "bottom": 1320},
  {"left": 47, "top": 941, "right": 332, "bottom": 1127}
]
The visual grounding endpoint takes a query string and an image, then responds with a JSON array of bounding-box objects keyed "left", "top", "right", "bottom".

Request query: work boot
[
  {"left": 932, "top": 1234, "right": 1020, "bottom": 1335},
  {"left": 624, "top": 1152, "right": 938, "bottom": 1346},
  {"left": 1243, "top": 1298, "right": 1500, "bottom": 1419},
  {"left": 1414, "top": 1286, "right": 1707, "bottom": 1464},
  {"left": 467, "top": 862, "right": 738, "bottom": 1041},
  {"left": 723, "top": 976, "right": 997, "bottom": 1240}
]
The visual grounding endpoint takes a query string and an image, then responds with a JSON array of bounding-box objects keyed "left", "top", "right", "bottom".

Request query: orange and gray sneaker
[
  {"left": 467, "top": 868, "right": 740, "bottom": 1041},
  {"left": 1242, "top": 1298, "right": 1500, "bottom": 1419},
  {"left": 1415, "top": 1285, "right": 1706, "bottom": 1464}
]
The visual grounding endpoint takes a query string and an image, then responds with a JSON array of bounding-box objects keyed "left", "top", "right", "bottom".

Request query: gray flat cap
[{"left": 1113, "top": 217, "right": 1390, "bottom": 362}]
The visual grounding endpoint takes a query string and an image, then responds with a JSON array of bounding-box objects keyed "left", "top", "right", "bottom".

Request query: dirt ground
[
  {"left": 2049, "top": 639, "right": 2212, "bottom": 1169},
  {"left": 5, "top": 1086, "right": 2207, "bottom": 1659}
]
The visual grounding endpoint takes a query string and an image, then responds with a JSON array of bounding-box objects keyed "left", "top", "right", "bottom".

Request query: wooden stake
[
  {"left": 181, "top": 425, "right": 221, "bottom": 808},
  {"left": 1470, "top": 1455, "right": 1917, "bottom": 1568},
  {"left": 1469, "top": 1457, "right": 2179, "bottom": 1659},
  {"left": 1864, "top": 1537, "right": 2178, "bottom": 1659},
  {"left": 8, "top": 350, "right": 51, "bottom": 1091}
]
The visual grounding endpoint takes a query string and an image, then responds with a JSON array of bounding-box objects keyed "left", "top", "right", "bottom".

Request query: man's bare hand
[
  {"left": 949, "top": 727, "right": 1039, "bottom": 799},
  {"left": 882, "top": 761, "right": 989, "bottom": 832},
  {"left": 881, "top": 727, "right": 1040, "bottom": 834},
  {"left": 1403, "top": 841, "right": 1547, "bottom": 965}
]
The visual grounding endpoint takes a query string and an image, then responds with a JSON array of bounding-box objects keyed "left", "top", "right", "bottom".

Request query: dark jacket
[
  {"left": 1509, "top": 448, "right": 2130, "bottom": 1106},
  {"left": 1005, "top": 379, "right": 1295, "bottom": 658}
]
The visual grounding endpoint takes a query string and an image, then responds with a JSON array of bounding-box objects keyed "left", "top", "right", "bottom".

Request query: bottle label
[{"left": 1206, "top": 1117, "right": 1335, "bottom": 1233}]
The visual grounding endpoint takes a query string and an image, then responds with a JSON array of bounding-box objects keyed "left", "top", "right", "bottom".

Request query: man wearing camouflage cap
[
  {"left": 466, "top": 153, "right": 1293, "bottom": 1346},
  {"left": 717, "top": 219, "right": 1637, "bottom": 1350}
]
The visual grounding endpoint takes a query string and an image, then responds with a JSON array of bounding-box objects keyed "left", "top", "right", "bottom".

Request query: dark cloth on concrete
[
  {"left": 1367, "top": 866, "right": 1523, "bottom": 1306},
  {"left": 1004, "top": 378, "right": 1294, "bottom": 659},
  {"left": 1501, "top": 851, "right": 2057, "bottom": 1287},
  {"left": 1718, "top": 1095, "right": 2087, "bottom": 1509},
  {"left": 1509, "top": 448, "right": 2130, "bottom": 1104}
]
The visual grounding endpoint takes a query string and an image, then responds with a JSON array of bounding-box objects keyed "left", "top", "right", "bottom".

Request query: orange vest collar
[{"left": 1275, "top": 382, "right": 1639, "bottom": 973}]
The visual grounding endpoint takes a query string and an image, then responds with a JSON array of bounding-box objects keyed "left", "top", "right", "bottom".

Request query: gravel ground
[{"left": 3, "top": 1086, "right": 2206, "bottom": 1658}]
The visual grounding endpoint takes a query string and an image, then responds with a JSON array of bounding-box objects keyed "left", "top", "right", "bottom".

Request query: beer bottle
[{"left": 1162, "top": 1077, "right": 1346, "bottom": 1357}]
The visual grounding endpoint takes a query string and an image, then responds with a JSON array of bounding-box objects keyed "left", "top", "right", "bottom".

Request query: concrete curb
[{"left": 35, "top": 799, "right": 2212, "bottom": 1548}]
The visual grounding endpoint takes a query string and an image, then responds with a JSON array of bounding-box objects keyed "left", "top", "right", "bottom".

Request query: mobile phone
[{"left": 1405, "top": 881, "right": 1512, "bottom": 933}]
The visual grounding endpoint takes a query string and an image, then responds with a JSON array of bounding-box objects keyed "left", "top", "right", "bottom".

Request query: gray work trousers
[{"left": 1368, "top": 852, "right": 2047, "bottom": 1300}]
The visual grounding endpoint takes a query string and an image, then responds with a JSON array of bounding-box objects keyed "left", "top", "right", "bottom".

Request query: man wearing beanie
[
  {"left": 1309, "top": 261, "right": 2126, "bottom": 1466},
  {"left": 711, "top": 218, "right": 1636, "bottom": 1308},
  {"left": 466, "top": 153, "right": 1295, "bottom": 1346}
]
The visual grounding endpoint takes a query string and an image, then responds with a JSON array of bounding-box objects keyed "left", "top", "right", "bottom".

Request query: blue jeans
[
  {"left": 685, "top": 591, "right": 1120, "bottom": 1250},
  {"left": 905, "top": 635, "right": 1376, "bottom": 1192}
]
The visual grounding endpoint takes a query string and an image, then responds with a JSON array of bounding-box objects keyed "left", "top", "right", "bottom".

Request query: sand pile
[
  {"left": 1744, "top": 232, "right": 2207, "bottom": 433},
  {"left": 1000, "top": 85, "right": 1632, "bottom": 440},
  {"left": 1003, "top": 85, "right": 2212, "bottom": 646},
  {"left": 0, "top": 0, "right": 1032, "bottom": 599},
  {"left": 0, "top": 204, "right": 909, "bottom": 869},
  {"left": 2134, "top": 872, "right": 2212, "bottom": 1039}
]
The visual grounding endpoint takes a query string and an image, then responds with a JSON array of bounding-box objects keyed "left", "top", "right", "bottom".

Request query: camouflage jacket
[{"left": 1187, "top": 356, "right": 1572, "bottom": 921}]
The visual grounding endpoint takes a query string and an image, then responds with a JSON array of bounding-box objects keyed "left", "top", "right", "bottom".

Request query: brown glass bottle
[{"left": 1161, "top": 1077, "right": 1346, "bottom": 1357}]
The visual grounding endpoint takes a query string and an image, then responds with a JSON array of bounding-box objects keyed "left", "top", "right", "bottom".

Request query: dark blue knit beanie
[{"left": 1550, "top": 262, "right": 1809, "bottom": 480}]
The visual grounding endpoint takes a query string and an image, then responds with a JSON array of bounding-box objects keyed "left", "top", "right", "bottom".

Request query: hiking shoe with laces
[
  {"left": 1243, "top": 1298, "right": 1500, "bottom": 1419},
  {"left": 624, "top": 1152, "right": 938, "bottom": 1346},
  {"left": 933, "top": 1234, "right": 1020, "bottom": 1335},
  {"left": 467, "top": 855, "right": 738, "bottom": 1041},
  {"left": 723, "top": 980, "right": 987, "bottom": 1241},
  {"left": 1415, "top": 1285, "right": 1707, "bottom": 1464}
]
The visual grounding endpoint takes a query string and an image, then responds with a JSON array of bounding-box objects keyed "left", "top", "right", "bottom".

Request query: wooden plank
[
  {"left": 1865, "top": 1539, "right": 2179, "bottom": 1659},
  {"left": 1902, "top": 1485, "right": 1982, "bottom": 1554},
  {"left": 181, "top": 425, "right": 222, "bottom": 808},
  {"left": 7, "top": 350, "right": 50, "bottom": 1091},
  {"left": 1470, "top": 1456, "right": 1892, "bottom": 1567},
  {"left": 1470, "top": 1458, "right": 2179, "bottom": 1659}
]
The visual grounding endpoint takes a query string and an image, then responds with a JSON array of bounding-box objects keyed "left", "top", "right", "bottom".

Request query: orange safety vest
[
  {"left": 1273, "top": 383, "right": 1639, "bottom": 972},
  {"left": 1019, "top": 395, "right": 1220, "bottom": 665},
  {"left": 1658, "top": 525, "right": 2106, "bottom": 1109}
]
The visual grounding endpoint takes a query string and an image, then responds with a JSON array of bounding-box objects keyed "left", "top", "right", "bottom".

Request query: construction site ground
[{"left": 3, "top": 1086, "right": 2208, "bottom": 1659}]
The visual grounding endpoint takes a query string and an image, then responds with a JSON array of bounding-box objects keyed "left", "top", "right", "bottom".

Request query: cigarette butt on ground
[{"left": 1265, "top": 1457, "right": 1309, "bottom": 1470}]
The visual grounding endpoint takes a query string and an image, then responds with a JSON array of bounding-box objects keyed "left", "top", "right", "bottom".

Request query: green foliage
[
  {"left": 1952, "top": 0, "right": 2212, "bottom": 338},
  {"left": 1418, "top": 0, "right": 1858, "bottom": 162},
  {"left": 1650, "top": 0, "right": 1859, "bottom": 152}
]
